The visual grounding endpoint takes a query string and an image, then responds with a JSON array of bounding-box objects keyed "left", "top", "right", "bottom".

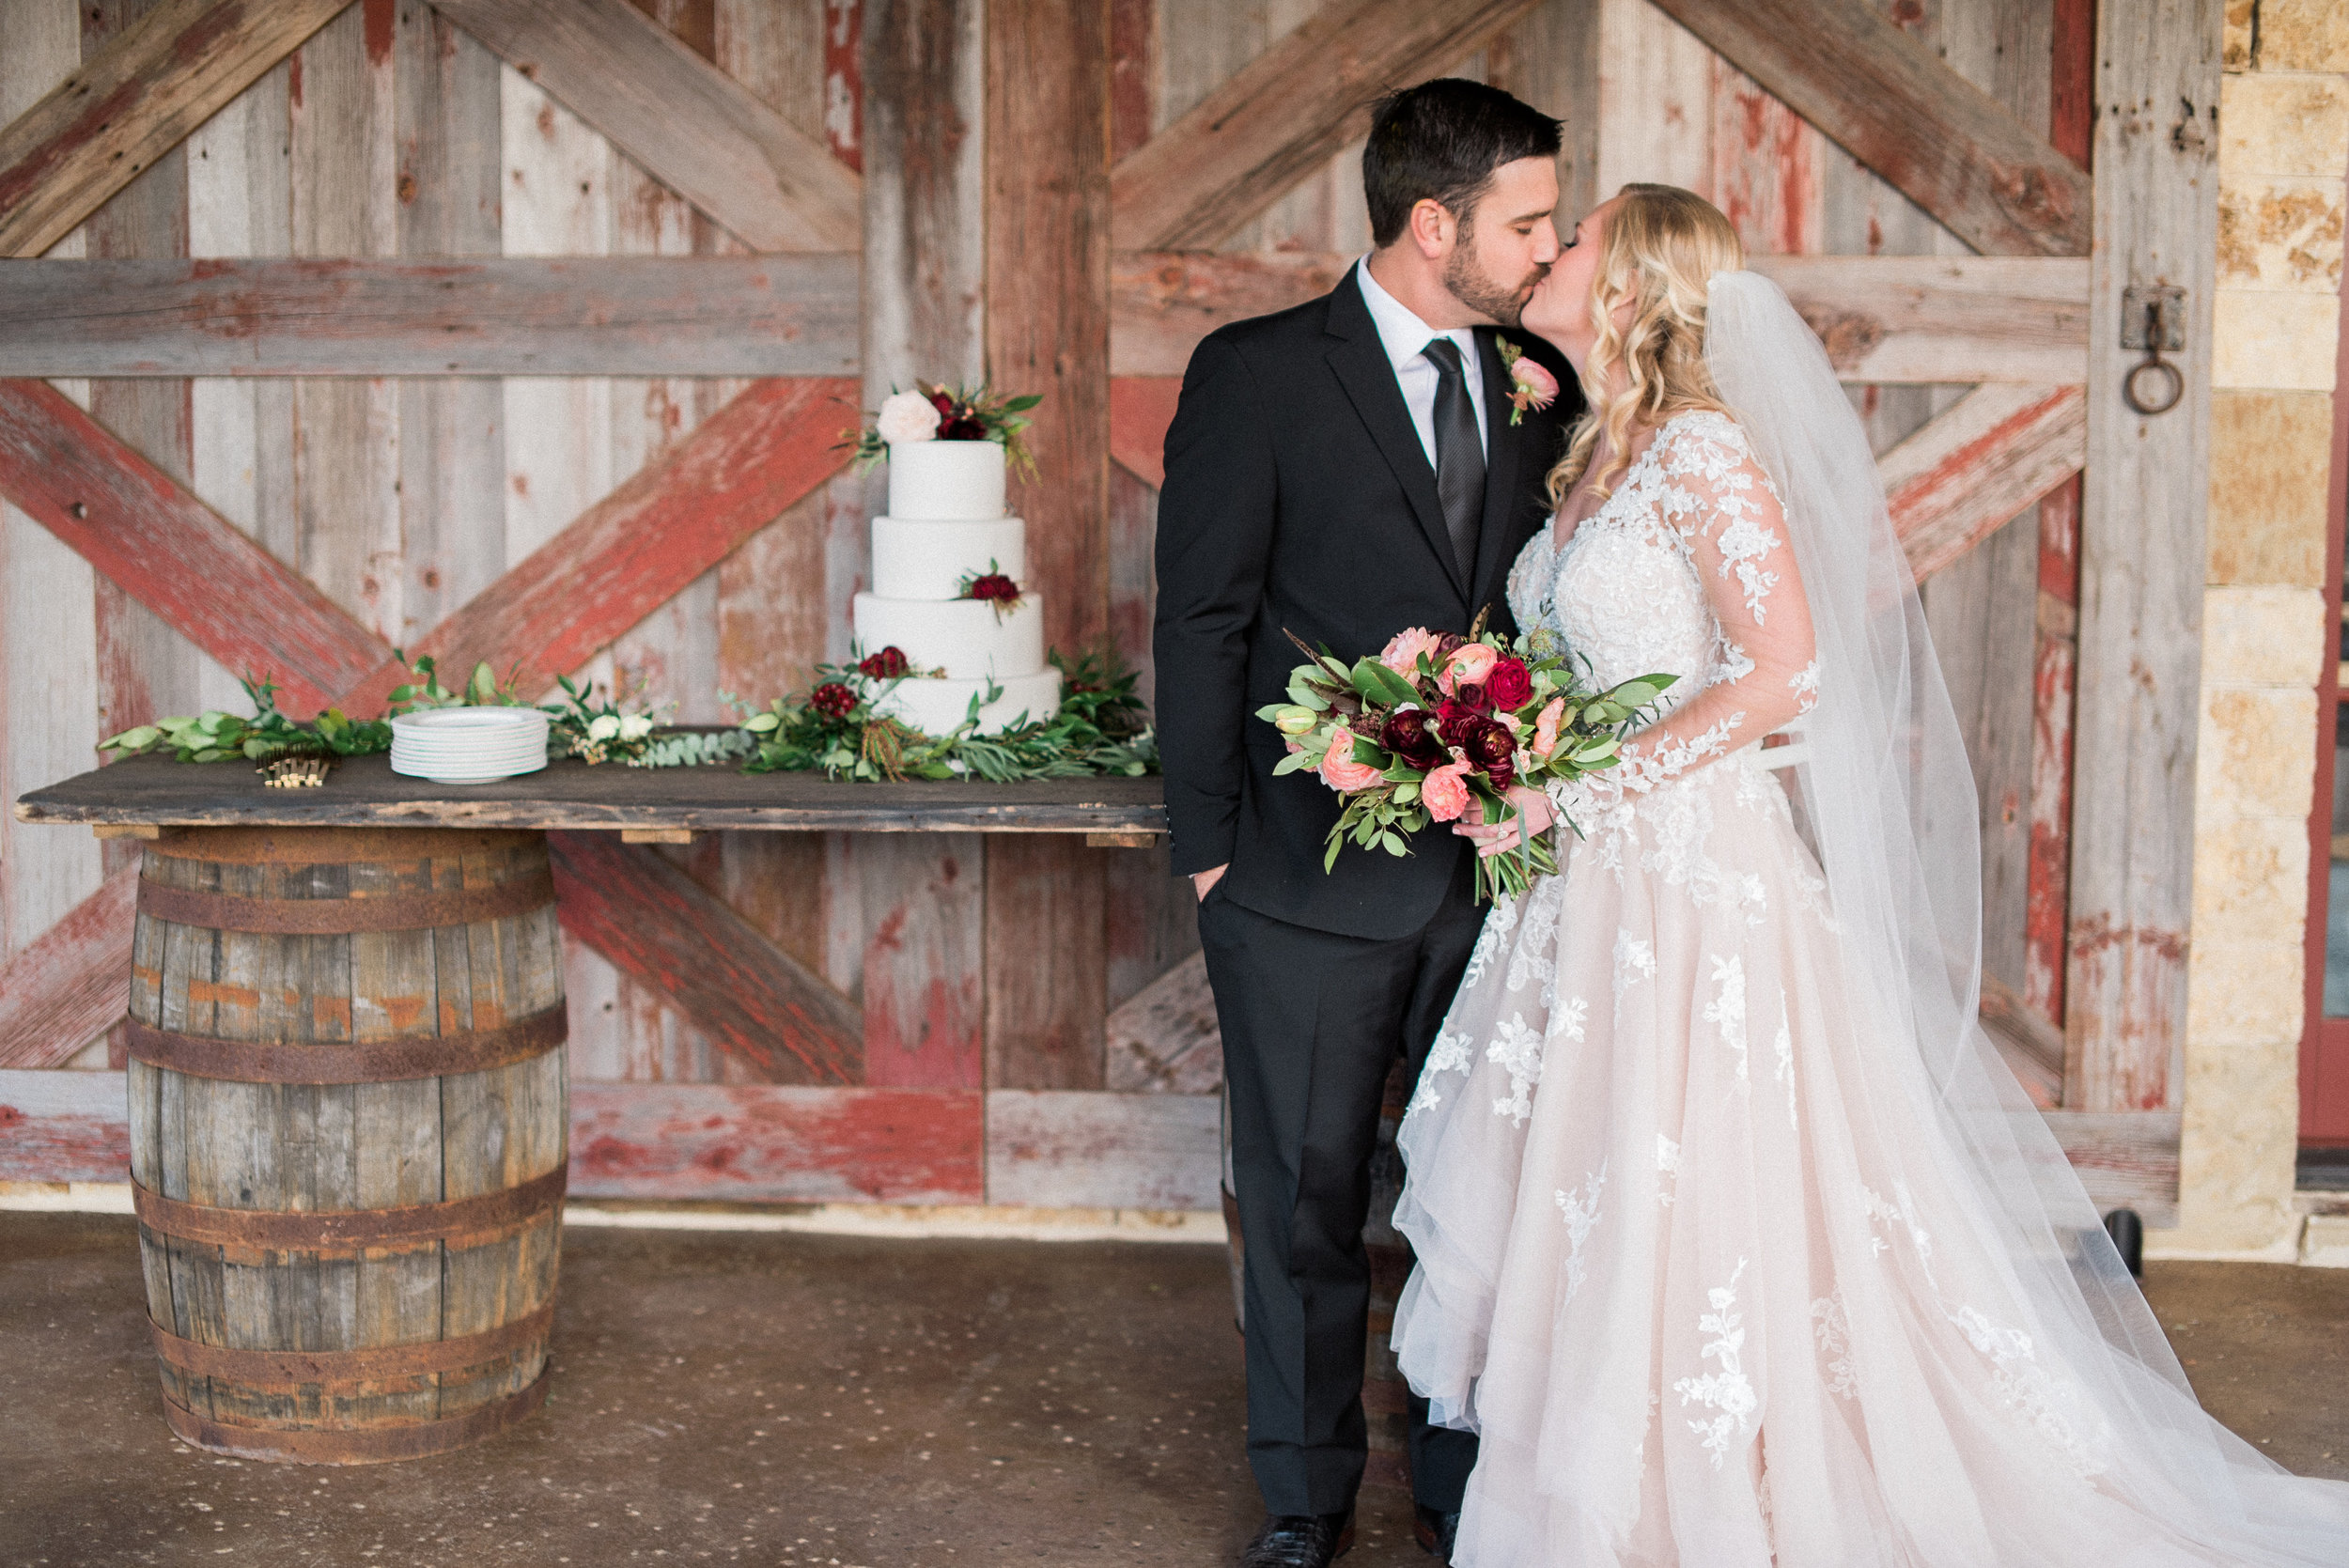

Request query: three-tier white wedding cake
[{"left": 852, "top": 440, "right": 1061, "bottom": 736}]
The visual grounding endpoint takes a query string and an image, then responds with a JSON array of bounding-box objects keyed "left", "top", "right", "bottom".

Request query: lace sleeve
[{"left": 1605, "top": 415, "right": 1817, "bottom": 796}]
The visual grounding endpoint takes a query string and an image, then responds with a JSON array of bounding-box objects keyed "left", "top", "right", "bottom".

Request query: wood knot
[{"left": 1796, "top": 308, "right": 1882, "bottom": 370}]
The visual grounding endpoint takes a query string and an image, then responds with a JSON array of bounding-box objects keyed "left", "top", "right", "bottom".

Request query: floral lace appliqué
[
  {"left": 1703, "top": 954, "right": 1750, "bottom": 1085},
  {"left": 1555, "top": 1160, "right": 1610, "bottom": 1303},
  {"left": 1674, "top": 1257, "right": 1756, "bottom": 1469}
]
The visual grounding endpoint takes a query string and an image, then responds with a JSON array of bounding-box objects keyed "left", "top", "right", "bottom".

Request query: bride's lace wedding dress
[{"left": 1392, "top": 407, "right": 2349, "bottom": 1566}]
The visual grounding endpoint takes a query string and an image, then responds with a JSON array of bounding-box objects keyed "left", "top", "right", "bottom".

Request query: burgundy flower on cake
[
  {"left": 810, "top": 682, "right": 857, "bottom": 720},
  {"left": 957, "top": 559, "right": 1026, "bottom": 621},
  {"left": 858, "top": 645, "right": 910, "bottom": 680}
]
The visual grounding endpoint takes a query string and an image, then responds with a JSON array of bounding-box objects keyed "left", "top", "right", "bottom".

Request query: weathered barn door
[{"left": 0, "top": 0, "right": 2216, "bottom": 1229}]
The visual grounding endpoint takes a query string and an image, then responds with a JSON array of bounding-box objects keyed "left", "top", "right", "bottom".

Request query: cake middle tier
[
  {"left": 852, "top": 591, "right": 1047, "bottom": 681},
  {"left": 870, "top": 516, "right": 1027, "bottom": 601}
]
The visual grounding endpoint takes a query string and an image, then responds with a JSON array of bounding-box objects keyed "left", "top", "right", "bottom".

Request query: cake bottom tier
[{"left": 875, "top": 669, "right": 1062, "bottom": 737}]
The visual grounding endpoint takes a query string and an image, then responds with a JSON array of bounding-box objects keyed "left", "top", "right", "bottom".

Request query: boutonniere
[{"left": 1495, "top": 336, "right": 1560, "bottom": 427}]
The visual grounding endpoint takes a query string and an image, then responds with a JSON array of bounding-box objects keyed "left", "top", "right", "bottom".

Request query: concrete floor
[{"left": 4, "top": 1214, "right": 2347, "bottom": 1568}]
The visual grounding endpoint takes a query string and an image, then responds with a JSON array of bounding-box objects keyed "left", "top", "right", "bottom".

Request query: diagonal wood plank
[
  {"left": 547, "top": 831, "right": 863, "bottom": 1086},
  {"left": 1109, "top": 0, "right": 1543, "bottom": 252},
  {"left": 1647, "top": 0, "right": 2091, "bottom": 256},
  {"left": 430, "top": 0, "right": 860, "bottom": 253},
  {"left": 1882, "top": 384, "right": 2088, "bottom": 582},
  {"left": 0, "top": 867, "right": 137, "bottom": 1069},
  {"left": 0, "top": 379, "right": 394, "bottom": 716},
  {"left": 337, "top": 377, "right": 857, "bottom": 714},
  {"left": 0, "top": 0, "right": 353, "bottom": 258},
  {"left": 0, "top": 256, "right": 860, "bottom": 378}
]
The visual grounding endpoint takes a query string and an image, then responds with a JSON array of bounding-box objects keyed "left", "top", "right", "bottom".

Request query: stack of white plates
[{"left": 389, "top": 707, "right": 551, "bottom": 784}]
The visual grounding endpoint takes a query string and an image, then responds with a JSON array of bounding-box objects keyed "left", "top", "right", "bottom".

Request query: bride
[{"left": 1390, "top": 182, "right": 2349, "bottom": 1566}]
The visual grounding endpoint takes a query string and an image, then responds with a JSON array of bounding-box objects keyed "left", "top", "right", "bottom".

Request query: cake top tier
[{"left": 886, "top": 439, "right": 1006, "bottom": 522}]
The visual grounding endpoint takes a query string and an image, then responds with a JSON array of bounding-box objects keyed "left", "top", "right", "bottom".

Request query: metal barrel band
[
  {"left": 123, "top": 1009, "right": 567, "bottom": 1085},
  {"left": 144, "top": 827, "right": 546, "bottom": 865},
  {"left": 150, "top": 1298, "right": 555, "bottom": 1389},
  {"left": 132, "top": 1164, "right": 567, "bottom": 1251},
  {"left": 160, "top": 1369, "right": 551, "bottom": 1465},
  {"left": 135, "top": 870, "right": 555, "bottom": 934}
]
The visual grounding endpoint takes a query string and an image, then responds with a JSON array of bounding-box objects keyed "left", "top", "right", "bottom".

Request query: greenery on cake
[{"left": 844, "top": 381, "right": 1043, "bottom": 478}]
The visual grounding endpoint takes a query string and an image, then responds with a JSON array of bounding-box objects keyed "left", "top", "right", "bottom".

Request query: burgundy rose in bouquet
[{"left": 1258, "top": 618, "right": 1675, "bottom": 901}]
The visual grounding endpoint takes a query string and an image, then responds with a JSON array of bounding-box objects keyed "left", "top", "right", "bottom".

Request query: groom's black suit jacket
[{"left": 1153, "top": 268, "right": 1578, "bottom": 941}]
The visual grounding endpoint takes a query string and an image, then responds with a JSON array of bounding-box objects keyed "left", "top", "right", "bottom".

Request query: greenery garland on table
[{"left": 98, "top": 647, "right": 1157, "bottom": 783}]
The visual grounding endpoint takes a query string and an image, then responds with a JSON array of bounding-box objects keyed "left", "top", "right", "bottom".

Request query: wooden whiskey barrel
[{"left": 124, "top": 826, "right": 568, "bottom": 1465}]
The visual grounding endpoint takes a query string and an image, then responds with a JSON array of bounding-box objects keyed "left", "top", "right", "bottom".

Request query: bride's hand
[{"left": 1452, "top": 785, "right": 1556, "bottom": 857}]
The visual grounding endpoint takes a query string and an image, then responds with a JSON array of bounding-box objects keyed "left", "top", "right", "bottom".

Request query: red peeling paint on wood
[
  {"left": 1108, "top": 376, "right": 1180, "bottom": 490},
  {"left": 567, "top": 1082, "right": 984, "bottom": 1203},
  {"left": 0, "top": 379, "right": 392, "bottom": 716},
  {"left": 0, "top": 77, "right": 145, "bottom": 219},
  {"left": 0, "top": 871, "right": 138, "bottom": 1069},
  {"left": 823, "top": 0, "right": 863, "bottom": 171}
]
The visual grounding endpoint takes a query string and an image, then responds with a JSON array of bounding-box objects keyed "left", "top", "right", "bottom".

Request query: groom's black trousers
[{"left": 1197, "top": 866, "right": 1486, "bottom": 1518}]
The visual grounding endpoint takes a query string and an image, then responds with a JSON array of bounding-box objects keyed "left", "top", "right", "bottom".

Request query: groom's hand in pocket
[{"left": 1191, "top": 864, "right": 1228, "bottom": 902}]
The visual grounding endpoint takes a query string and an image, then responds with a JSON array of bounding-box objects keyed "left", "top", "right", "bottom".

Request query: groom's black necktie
[{"left": 1423, "top": 337, "right": 1486, "bottom": 586}]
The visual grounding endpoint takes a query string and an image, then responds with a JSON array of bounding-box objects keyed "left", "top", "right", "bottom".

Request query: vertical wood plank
[
  {"left": 0, "top": 0, "right": 101, "bottom": 994},
  {"left": 1710, "top": 56, "right": 1823, "bottom": 256},
  {"left": 0, "top": 0, "right": 94, "bottom": 973},
  {"left": 186, "top": 59, "right": 296, "bottom": 718},
  {"left": 394, "top": 1, "right": 506, "bottom": 645},
  {"left": 850, "top": 0, "right": 990, "bottom": 1086},
  {"left": 1595, "top": 0, "right": 1714, "bottom": 199},
  {"left": 1488, "top": 0, "right": 1602, "bottom": 225},
  {"left": 2065, "top": 0, "right": 2220, "bottom": 1111},
  {"left": 80, "top": 0, "right": 211, "bottom": 873},
  {"left": 2027, "top": 0, "right": 2092, "bottom": 1033},
  {"left": 1912, "top": 0, "right": 2053, "bottom": 1013},
  {"left": 984, "top": 0, "right": 1112, "bottom": 1094},
  {"left": 288, "top": 0, "right": 403, "bottom": 642},
  {"left": 2028, "top": 478, "right": 2080, "bottom": 1027}
]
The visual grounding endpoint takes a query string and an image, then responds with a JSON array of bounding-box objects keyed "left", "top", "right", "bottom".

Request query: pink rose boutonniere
[{"left": 1496, "top": 336, "right": 1559, "bottom": 427}]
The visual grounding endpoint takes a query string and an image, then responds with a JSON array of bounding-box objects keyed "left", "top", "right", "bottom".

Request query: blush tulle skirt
[{"left": 1392, "top": 753, "right": 2349, "bottom": 1567}]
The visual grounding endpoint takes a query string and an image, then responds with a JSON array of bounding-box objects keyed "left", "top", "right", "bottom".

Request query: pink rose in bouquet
[
  {"left": 1440, "top": 642, "right": 1499, "bottom": 694},
  {"left": 1317, "top": 725, "right": 1384, "bottom": 793},
  {"left": 1421, "top": 759, "right": 1473, "bottom": 822},
  {"left": 1530, "top": 695, "right": 1567, "bottom": 759},
  {"left": 1379, "top": 627, "right": 1443, "bottom": 678}
]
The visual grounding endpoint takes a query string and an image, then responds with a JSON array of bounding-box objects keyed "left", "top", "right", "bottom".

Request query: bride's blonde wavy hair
[{"left": 1547, "top": 183, "right": 1745, "bottom": 506}]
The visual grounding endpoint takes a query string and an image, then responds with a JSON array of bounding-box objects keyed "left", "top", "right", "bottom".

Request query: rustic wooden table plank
[{"left": 13, "top": 754, "right": 1170, "bottom": 835}]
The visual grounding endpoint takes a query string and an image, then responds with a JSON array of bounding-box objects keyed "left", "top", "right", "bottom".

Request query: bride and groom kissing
[{"left": 1152, "top": 77, "right": 2349, "bottom": 1568}]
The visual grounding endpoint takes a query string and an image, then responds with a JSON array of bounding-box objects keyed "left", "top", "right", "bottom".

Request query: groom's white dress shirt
[{"left": 1355, "top": 256, "right": 1490, "bottom": 469}]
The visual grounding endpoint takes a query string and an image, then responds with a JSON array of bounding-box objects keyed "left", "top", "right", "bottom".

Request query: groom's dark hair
[{"left": 1363, "top": 80, "right": 1562, "bottom": 247}]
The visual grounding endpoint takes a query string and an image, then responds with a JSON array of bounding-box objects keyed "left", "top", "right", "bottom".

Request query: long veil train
[{"left": 1389, "top": 271, "right": 2349, "bottom": 1564}]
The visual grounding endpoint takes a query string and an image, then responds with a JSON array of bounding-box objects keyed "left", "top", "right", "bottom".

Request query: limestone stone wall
[{"left": 2159, "top": 0, "right": 2346, "bottom": 1258}]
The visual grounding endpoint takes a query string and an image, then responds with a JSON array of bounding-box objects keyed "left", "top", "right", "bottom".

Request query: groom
[{"left": 1154, "top": 80, "right": 1578, "bottom": 1568}]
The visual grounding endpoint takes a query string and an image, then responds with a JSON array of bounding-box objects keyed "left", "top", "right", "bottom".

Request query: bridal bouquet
[{"left": 1259, "top": 622, "right": 1673, "bottom": 901}]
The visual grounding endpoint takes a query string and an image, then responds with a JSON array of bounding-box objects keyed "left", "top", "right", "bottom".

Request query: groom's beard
[{"left": 1443, "top": 224, "right": 1548, "bottom": 329}]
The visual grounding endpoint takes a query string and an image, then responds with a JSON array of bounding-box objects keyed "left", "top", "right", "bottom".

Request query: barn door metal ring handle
[{"left": 2121, "top": 285, "right": 2186, "bottom": 417}]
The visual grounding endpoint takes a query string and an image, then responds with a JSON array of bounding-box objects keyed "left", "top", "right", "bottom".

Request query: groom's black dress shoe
[
  {"left": 1238, "top": 1512, "right": 1355, "bottom": 1567},
  {"left": 1412, "top": 1505, "right": 1461, "bottom": 1560}
]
